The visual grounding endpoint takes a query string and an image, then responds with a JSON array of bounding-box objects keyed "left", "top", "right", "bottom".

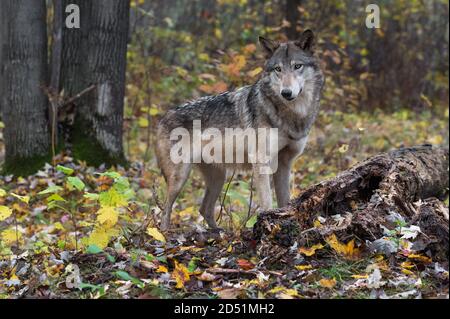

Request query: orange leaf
[
  {"left": 319, "top": 278, "right": 337, "bottom": 288},
  {"left": 237, "top": 259, "right": 255, "bottom": 270}
]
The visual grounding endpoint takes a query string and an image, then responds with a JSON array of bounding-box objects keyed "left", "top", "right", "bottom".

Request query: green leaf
[
  {"left": 115, "top": 270, "right": 134, "bottom": 281},
  {"left": 56, "top": 165, "right": 74, "bottom": 175},
  {"left": 115, "top": 270, "right": 144, "bottom": 287},
  {"left": 188, "top": 257, "right": 199, "bottom": 273},
  {"left": 99, "top": 188, "right": 127, "bottom": 207},
  {"left": 245, "top": 215, "right": 258, "bottom": 228},
  {"left": 79, "top": 282, "right": 105, "bottom": 294},
  {"left": 67, "top": 176, "right": 85, "bottom": 191},
  {"left": 38, "top": 185, "right": 63, "bottom": 195},
  {"left": 46, "top": 193, "right": 66, "bottom": 203},
  {"left": 84, "top": 192, "right": 99, "bottom": 200},
  {"left": 86, "top": 244, "right": 103, "bottom": 254},
  {"left": 106, "top": 254, "right": 116, "bottom": 263},
  {"left": 100, "top": 171, "right": 121, "bottom": 179}
]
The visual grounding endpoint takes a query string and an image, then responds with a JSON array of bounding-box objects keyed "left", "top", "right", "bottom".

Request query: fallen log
[{"left": 253, "top": 145, "right": 449, "bottom": 261}]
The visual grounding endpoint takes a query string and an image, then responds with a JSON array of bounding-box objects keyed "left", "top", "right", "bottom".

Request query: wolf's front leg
[
  {"left": 253, "top": 165, "right": 273, "bottom": 210},
  {"left": 273, "top": 163, "right": 291, "bottom": 207}
]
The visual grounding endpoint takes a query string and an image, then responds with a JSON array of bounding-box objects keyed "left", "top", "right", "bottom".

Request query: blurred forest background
[
  {"left": 124, "top": 0, "right": 449, "bottom": 196},
  {"left": 0, "top": 0, "right": 448, "bottom": 299}
]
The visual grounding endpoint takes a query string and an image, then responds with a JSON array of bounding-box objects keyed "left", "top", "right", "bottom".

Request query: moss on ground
[{"left": 71, "top": 117, "right": 127, "bottom": 168}]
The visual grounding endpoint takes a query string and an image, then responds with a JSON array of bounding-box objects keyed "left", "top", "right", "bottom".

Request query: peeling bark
[{"left": 254, "top": 145, "right": 449, "bottom": 260}]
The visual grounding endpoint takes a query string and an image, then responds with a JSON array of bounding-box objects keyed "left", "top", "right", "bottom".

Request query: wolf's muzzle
[{"left": 281, "top": 89, "right": 294, "bottom": 100}]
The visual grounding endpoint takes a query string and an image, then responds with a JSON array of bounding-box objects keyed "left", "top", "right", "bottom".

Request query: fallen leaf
[
  {"left": 237, "top": 259, "right": 255, "bottom": 270},
  {"left": 217, "top": 288, "right": 242, "bottom": 299},
  {"left": 0, "top": 205, "right": 13, "bottom": 221},
  {"left": 146, "top": 227, "right": 166, "bottom": 243},
  {"left": 295, "top": 265, "right": 313, "bottom": 271},
  {"left": 298, "top": 243, "right": 324, "bottom": 256},
  {"left": 172, "top": 261, "right": 190, "bottom": 289},
  {"left": 319, "top": 278, "right": 337, "bottom": 288},
  {"left": 326, "top": 234, "right": 360, "bottom": 260}
]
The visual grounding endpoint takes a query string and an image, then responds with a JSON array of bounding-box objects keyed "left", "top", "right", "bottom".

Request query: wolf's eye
[
  {"left": 294, "top": 64, "right": 303, "bottom": 70},
  {"left": 274, "top": 66, "right": 281, "bottom": 72}
]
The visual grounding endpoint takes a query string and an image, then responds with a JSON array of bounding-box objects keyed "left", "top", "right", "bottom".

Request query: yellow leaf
[
  {"left": 247, "top": 67, "right": 263, "bottom": 78},
  {"left": 298, "top": 243, "right": 324, "bottom": 256},
  {"left": 402, "top": 269, "right": 415, "bottom": 276},
  {"left": 149, "top": 106, "right": 160, "bottom": 116},
  {"left": 295, "top": 264, "right": 313, "bottom": 271},
  {"left": 0, "top": 206, "right": 13, "bottom": 221},
  {"left": 156, "top": 265, "right": 168, "bottom": 273},
  {"left": 326, "top": 234, "right": 360, "bottom": 260},
  {"left": 268, "top": 286, "right": 286, "bottom": 294},
  {"left": 87, "top": 227, "right": 110, "bottom": 249},
  {"left": 96, "top": 206, "right": 119, "bottom": 228},
  {"left": 199, "top": 53, "right": 210, "bottom": 61},
  {"left": 1, "top": 228, "right": 21, "bottom": 245},
  {"left": 179, "top": 206, "right": 195, "bottom": 217},
  {"left": 138, "top": 117, "right": 149, "bottom": 128},
  {"left": 351, "top": 274, "right": 368, "bottom": 279},
  {"left": 172, "top": 260, "right": 190, "bottom": 289},
  {"left": 428, "top": 135, "right": 443, "bottom": 145},
  {"left": 401, "top": 261, "right": 414, "bottom": 269},
  {"left": 313, "top": 219, "right": 322, "bottom": 228},
  {"left": 338, "top": 144, "right": 349, "bottom": 153},
  {"left": 146, "top": 227, "right": 166, "bottom": 243},
  {"left": 319, "top": 278, "right": 337, "bottom": 288},
  {"left": 10, "top": 193, "right": 29, "bottom": 204},
  {"left": 0, "top": 189, "right": 7, "bottom": 197},
  {"left": 407, "top": 254, "right": 432, "bottom": 263},
  {"left": 214, "top": 28, "right": 222, "bottom": 39}
]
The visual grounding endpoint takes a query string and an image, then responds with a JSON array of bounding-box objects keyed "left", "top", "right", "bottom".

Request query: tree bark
[
  {"left": 70, "top": 0, "right": 129, "bottom": 166},
  {"left": 285, "top": 0, "right": 302, "bottom": 39},
  {"left": 254, "top": 145, "right": 449, "bottom": 260},
  {"left": 0, "top": 0, "right": 50, "bottom": 175}
]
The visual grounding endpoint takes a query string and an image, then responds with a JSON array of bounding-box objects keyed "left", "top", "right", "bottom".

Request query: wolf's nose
[{"left": 281, "top": 89, "right": 293, "bottom": 100}]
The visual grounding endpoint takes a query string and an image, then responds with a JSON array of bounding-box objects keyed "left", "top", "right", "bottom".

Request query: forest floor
[{"left": 0, "top": 108, "right": 448, "bottom": 299}]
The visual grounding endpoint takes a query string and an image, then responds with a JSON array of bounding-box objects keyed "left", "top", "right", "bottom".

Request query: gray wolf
[{"left": 156, "top": 30, "right": 325, "bottom": 230}]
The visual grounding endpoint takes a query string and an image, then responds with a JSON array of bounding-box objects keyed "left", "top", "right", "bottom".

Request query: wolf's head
[{"left": 259, "top": 30, "right": 321, "bottom": 102}]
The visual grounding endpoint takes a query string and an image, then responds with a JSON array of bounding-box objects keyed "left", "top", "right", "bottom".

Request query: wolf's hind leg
[
  {"left": 160, "top": 163, "right": 192, "bottom": 231},
  {"left": 199, "top": 165, "right": 226, "bottom": 229}
]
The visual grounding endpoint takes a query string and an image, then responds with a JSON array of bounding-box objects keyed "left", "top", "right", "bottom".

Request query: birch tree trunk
[
  {"left": 70, "top": 0, "right": 129, "bottom": 166},
  {"left": 0, "top": 0, "right": 50, "bottom": 175}
]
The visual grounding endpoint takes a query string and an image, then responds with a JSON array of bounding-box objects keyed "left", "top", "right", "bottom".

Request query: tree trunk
[
  {"left": 285, "top": 0, "right": 302, "bottom": 39},
  {"left": 69, "top": 0, "right": 129, "bottom": 166},
  {"left": 0, "top": 0, "right": 50, "bottom": 175},
  {"left": 254, "top": 145, "right": 449, "bottom": 261}
]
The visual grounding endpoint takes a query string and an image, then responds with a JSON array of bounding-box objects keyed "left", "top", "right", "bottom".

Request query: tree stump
[{"left": 253, "top": 145, "right": 449, "bottom": 261}]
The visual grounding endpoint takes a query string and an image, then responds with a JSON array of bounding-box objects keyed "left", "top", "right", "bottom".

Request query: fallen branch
[{"left": 253, "top": 145, "right": 449, "bottom": 260}]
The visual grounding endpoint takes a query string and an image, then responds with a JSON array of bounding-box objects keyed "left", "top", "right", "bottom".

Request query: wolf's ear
[
  {"left": 295, "top": 29, "right": 315, "bottom": 52},
  {"left": 259, "top": 36, "right": 280, "bottom": 57}
]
